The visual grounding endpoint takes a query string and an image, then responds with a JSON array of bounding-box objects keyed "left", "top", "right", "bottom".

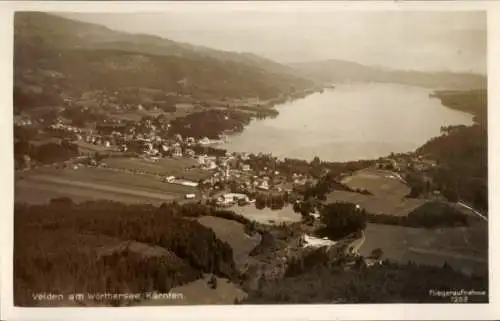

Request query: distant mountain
[
  {"left": 13, "top": 12, "right": 315, "bottom": 111},
  {"left": 290, "top": 59, "right": 486, "bottom": 90}
]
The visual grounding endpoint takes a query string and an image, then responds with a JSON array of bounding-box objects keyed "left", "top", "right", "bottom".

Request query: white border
[{"left": 1, "top": 1, "right": 499, "bottom": 320}]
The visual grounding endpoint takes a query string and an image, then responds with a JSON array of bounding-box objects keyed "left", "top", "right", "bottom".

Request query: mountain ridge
[{"left": 290, "top": 59, "right": 486, "bottom": 90}]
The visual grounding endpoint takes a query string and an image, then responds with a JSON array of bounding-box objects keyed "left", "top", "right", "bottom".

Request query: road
[
  {"left": 347, "top": 231, "right": 366, "bottom": 255},
  {"left": 456, "top": 201, "right": 488, "bottom": 222}
]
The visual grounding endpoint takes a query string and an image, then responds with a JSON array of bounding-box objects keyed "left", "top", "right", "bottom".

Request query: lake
[{"left": 218, "top": 83, "right": 474, "bottom": 162}]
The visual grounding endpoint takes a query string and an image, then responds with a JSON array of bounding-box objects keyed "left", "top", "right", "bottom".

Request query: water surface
[{"left": 219, "top": 83, "right": 474, "bottom": 161}]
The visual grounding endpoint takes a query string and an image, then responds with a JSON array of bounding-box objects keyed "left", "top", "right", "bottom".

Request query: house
[
  {"left": 185, "top": 193, "right": 196, "bottom": 200},
  {"left": 258, "top": 181, "right": 269, "bottom": 191},
  {"left": 242, "top": 164, "right": 251, "bottom": 171},
  {"left": 176, "top": 179, "right": 198, "bottom": 187},
  {"left": 164, "top": 176, "right": 176, "bottom": 183},
  {"left": 185, "top": 149, "right": 195, "bottom": 157},
  {"left": 217, "top": 193, "right": 249, "bottom": 206},
  {"left": 173, "top": 146, "right": 183, "bottom": 157},
  {"left": 197, "top": 155, "right": 206, "bottom": 165},
  {"left": 199, "top": 137, "right": 211, "bottom": 145}
]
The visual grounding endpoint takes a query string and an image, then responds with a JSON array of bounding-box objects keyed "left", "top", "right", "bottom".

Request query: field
[
  {"left": 104, "top": 157, "right": 210, "bottom": 181},
  {"left": 360, "top": 222, "right": 488, "bottom": 276},
  {"left": 341, "top": 168, "right": 409, "bottom": 198},
  {"left": 230, "top": 205, "right": 302, "bottom": 225},
  {"left": 328, "top": 168, "right": 427, "bottom": 216},
  {"left": 15, "top": 167, "right": 198, "bottom": 205},
  {"left": 326, "top": 190, "right": 426, "bottom": 216},
  {"left": 197, "top": 216, "right": 261, "bottom": 271}
]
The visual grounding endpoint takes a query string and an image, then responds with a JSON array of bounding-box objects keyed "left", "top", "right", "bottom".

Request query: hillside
[
  {"left": 13, "top": 12, "right": 315, "bottom": 112},
  {"left": 290, "top": 59, "right": 486, "bottom": 90}
]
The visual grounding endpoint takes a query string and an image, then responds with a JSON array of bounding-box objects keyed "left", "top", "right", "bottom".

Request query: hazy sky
[{"left": 61, "top": 10, "right": 487, "bottom": 74}]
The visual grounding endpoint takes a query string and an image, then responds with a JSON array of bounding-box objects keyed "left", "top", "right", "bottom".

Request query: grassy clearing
[{"left": 360, "top": 222, "right": 488, "bottom": 276}]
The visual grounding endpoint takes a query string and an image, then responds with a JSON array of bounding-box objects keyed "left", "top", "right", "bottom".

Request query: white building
[{"left": 218, "top": 193, "right": 249, "bottom": 205}]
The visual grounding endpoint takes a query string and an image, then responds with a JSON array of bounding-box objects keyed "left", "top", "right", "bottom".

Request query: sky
[{"left": 60, "top": 9, "right": 487, "bottom": 74}]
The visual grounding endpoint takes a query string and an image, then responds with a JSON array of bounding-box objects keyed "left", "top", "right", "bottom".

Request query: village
[{"left": 15, "top": 102, "right": 444, "bottom": 221}]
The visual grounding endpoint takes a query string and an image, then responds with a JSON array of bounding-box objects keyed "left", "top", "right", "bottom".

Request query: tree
[
  {"left": 370, "top": 248, "right": 383, "bottom": 260},
  {"left": 320, "top": 202, "right": 367, "bottom": 240}
]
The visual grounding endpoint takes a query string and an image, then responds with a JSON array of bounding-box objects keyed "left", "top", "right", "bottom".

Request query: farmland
[
  {"left": 341, "top": 168, "right": 408, "bottom": 198},
  {"left": 327, "top": 168, "right": 427, "bottom": 216},
  {"left": 104, "top": 157, "right": 210, "bottom": 181},
  {"left": 359, "top": 222, "right": 488, "bottom": 276},
  {"left": 15, "top": 166, "right": 198, "bottom": 205}
]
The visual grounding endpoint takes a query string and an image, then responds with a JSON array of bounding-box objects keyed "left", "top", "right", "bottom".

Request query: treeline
[
  {"left": 14, "top": 200, "right": 255, "bottom": 306},
  {"left": 13, "top": 85, "right": 63, "bottom": 113},
  {"left": 254, "top": 193, "right": 290, "bottom": 210},
  {"left": 14, "top": 139, "right": 79, "bottom": 169},
  {"left": 168, "top": 109, "right": 253, "bottom": 139},
  {"left": 191, "top": 145, "right": 228, "bottom": 157},
  {"left": 243, "top": 154, "right": 374, "bottom": 180},
  {"left": 366, "top": 201, "right": 472, "bottom": 228},
  {"left": 242, "top": 259, "right": 488, "bottom": 303},
  {"left": 62, "top": 106, "right": 106, "bottom": 127}
]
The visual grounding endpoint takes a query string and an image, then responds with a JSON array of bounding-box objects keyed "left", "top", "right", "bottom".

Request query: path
[
  {"left": 346, "top": 231, "right": 365, "bottom": 255},
  {"left": 456, "top": 201, "right": 488, "bottom": 222}
]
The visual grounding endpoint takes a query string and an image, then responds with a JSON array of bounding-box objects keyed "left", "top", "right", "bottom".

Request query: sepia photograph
[{"left": 1, "top": 1, "right": 497, "bottom": 319}]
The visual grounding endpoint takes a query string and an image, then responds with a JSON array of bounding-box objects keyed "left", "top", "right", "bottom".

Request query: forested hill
[
  {"left": 14, "top": 12, "right": 315, "bottom": 106},
  {"left": 290, "top": 59, "right": 486, "bottom": 90},
  {"left": 417, "top": 89, "right": 487, "bottom": 213}
]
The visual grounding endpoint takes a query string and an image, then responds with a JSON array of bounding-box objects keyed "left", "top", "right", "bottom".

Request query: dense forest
[
  {"left": 243, "top": 259, "right": 488, "bottom": 303},
  {"left": 14, "top": 200, "right": 261, "bottom": 306},
  {"left": 14, "top": 138, "right": 79, "bottom": 169},
  {"left": 168, "top": 109, "right": 253, "bottom": 139}
]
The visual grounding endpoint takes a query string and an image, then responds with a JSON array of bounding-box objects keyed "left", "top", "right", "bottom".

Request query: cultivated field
[
  {"left": 328, "top": 168, "right": 427, "bottom": 216},
  {"left": 341, "top": 168, "right": 409, "bottom": 198},
  {"left": 15, "top": 167, "right": 197, "bottom": 205},
  {"left": 104, "top": 157, "right": 210, "bottom": 181},
  {"left": 360, "top": 222, "right": 488, "bottom": 276},
  {"left": 326, "top": 190, "right": 426, "bottom": 216}
]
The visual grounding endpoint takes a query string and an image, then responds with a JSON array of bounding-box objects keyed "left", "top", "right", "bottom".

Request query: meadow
[{"left": 359, "top": 222, "right": 488, "bottom": 276}]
